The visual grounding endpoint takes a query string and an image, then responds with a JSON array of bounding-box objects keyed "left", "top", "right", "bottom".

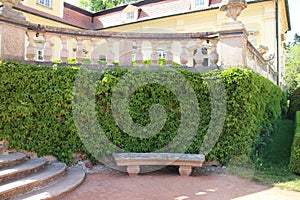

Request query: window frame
[
  {"left": 126, "top": 11, "right": 135, "bottom": 20},
  {"left": 38, "top": 0, "right": 52, "bottom": 8},
  {"left": 194, "top": 0, "right": 205, "bottom": 7}
]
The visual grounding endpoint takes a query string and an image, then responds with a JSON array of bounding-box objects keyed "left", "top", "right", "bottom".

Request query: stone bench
[{"left": 112, "top": 153, "right": 205, "bottom": 176}]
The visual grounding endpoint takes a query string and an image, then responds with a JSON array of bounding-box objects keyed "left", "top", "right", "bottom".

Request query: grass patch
[{"left": 228, "top": 119, "right": 300, "bottom": 191}]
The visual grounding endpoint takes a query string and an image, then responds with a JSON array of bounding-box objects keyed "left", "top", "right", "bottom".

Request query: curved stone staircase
[{"left": 0, "top": 152, "right": 85, "bottom": 200}]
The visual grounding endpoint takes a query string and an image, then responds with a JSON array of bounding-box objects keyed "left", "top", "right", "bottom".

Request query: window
[
  {"left": 38, "top": 0, "right": 51, "bottom": 8},
  {"left": 194, "top": 0, "right": 205, "bottom": 7},
  {"left": 37, "top": 50, "right": 43, "bottom": 61},
  {"left": 127, "top": 11, "right": 135, "bottom": 20},
  {"left": 123, "top": 4, "right": 140, "bottom": 21}
]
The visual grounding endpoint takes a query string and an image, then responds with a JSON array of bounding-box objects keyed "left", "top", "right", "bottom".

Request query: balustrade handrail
[
  {"left": 0, "top": 15, "right": 219, "bottom": 40},
  {"left": 247, "top": 41, "right": 266, "bottom": 66},
  {"left": 246, "top": 40, "right": 276, "bottom": 83}
]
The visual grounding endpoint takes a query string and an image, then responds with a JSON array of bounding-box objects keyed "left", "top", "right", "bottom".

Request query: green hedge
[
  {"left": 288, "top": 87, "right": 300, "bottom": 119},
  {"left": 289, "top": 111, "right": 300, "bottom": 174},
  {"left": 0, "top": 62, "right": 84, "bottom": 163},
  {"left": 0, "top": 62, "right": 284, "bottom": 164}
]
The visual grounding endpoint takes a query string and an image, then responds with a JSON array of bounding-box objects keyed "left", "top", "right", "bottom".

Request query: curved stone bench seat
[{"left": 112, "top": 153, "right": 205, "bottom": 176}]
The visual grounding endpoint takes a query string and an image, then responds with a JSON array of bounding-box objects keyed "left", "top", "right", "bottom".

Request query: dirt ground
[{"left": 62, "top": 166, "right": 300, "bottom": 200}]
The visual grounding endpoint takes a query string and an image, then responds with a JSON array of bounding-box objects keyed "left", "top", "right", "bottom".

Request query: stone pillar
[
  {"left": 219, "top": 31, "right": 248, "bottom": 69},
  {"left": 165, "top": 42, "right": 173, "bottom": 66},
  {"left": 119, "top": 39, "right": 132, "bottom": 66},
  {"left": 135, "top": 40, "right": 143, "bottom": 66},
  {"left": 43, "top": 34, "right": 52, "bottom": 61},
  {"left": 219, "top": 0, "right": 248, "bottom": 69},
  {"left": 150, "top": 40, "right": 158, "bottom": 66},
  {"left": 180, "top": 40, "right": 188, "bottom": 67},
  {"left": 26, "top": 31, "right": 36, "bottom": 61},
  {"left": 60, "top": 36, "right": 69, "bottom": 63},
  {"left": 194, "top": 40, "right": 204, "bottom": 68},
  {"left": 0, "top": 22, "right": 26, "bottom": 61},
  {"left": 209, "top": 39, "right": 219, "bottom": 67},
  {"left": 76, "top": 37, "right": 85, "bottom": 64},
  {"left": 106, "top": 39, "right": 115, "bottom": 66},
  {"left": 91, "top": 38, "right": 98, "bottom": 64}
]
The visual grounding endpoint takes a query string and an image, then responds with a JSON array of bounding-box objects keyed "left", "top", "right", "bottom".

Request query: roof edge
[
  {"left": 93, "top": 0, "right": 167, "bottom": 17},
  {"left": 285, "top": 0, "right": 291, "bottom": 31},
  {"left": 13, "top": 5, "right": 89, "bottom": 29},
  {"left": 64, "top": 2, "right": 94, "bottom": 17}
]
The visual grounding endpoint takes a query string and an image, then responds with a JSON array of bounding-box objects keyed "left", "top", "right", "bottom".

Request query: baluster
[
  {"left": 165, "top": 42, "right": 173, "bottom": 66},
  {"left": 194, "top": 40, "right": 204, "bottom": 68},
  {"left": 180, "top": 40, "right": 188, "bottom": 66},
  {"left": 91, "top": 38, "right": 98, "bottom": 64},
  {"left": 150, "top": 41, "right": 158, "bottom": 66},
  {"left": 106, "top": 39, "right": 115, "bottom": 66},
  {"left": 254, "top": 54, "right": 258, "bottom": 72},
  {"left": 44, "top": 34, "right": 52, "bottom": 61},
  {"left": 135, "top": 40, "right": 143, "bottom": 66},
  {"left": 26, "top": 31, "right": 36, "bottom": 61},
  {"left": 60, "top": 36, "right": 69, "bottom": 63},
  {"left": 76, "top": 37, "right": 84, "bottom": 63},
  {"left": 209, "top": 39, "right": 219, "bottom": 67},
  {"left": 119, "top": 39, "right": 133, "bottom": 66},
  {"left": 266, "top": 63, "right": 270, "bottom": 76}
]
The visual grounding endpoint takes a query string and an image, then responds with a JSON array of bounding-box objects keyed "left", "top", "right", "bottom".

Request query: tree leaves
[{"left": 79, "top": 0, "right": 139, "bottom": 11}]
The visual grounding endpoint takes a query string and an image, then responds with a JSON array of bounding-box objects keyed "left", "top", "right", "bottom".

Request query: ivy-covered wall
[{"left": 0, "top": 62, "right": 284, "bottom": 164}]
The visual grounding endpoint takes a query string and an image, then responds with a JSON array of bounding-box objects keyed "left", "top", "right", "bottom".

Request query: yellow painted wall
[
  {"left": 105, "top": 0, "right": 289, "bottom": 85},
  {"left": 22, "top": 13, "right": 75, "bottom": 28},
  {"left": 106, "top": 1, "right": 282, "bottom": 57},
  {"left": 22, "top": 0, "right": 64, "bottom": 18}
]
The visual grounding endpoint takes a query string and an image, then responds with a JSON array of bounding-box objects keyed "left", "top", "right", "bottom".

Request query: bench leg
[
  {"left": 179, "top": 166, "right": 192, "bottom": 176},
  {"left": 127, "top": 165, "right": 140, "bottom": 176}
]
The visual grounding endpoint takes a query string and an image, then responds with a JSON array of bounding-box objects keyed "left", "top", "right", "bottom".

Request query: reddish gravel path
[{"left": 62, "top": 167, "right": 300, "bottom": 200}]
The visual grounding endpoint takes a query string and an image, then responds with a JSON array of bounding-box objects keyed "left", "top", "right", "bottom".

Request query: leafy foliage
[
  {"left": 290, "top": 112, "right": 300, "bottom": 174},
  {"left": 288, "top": 87, "right": 300, "bottom": 119},
  {"left": 0, "top": 62, "right": 84, "bottom": 164},
  {"left": 79, "top": 0, "right": 138, "bottom": 11},
  {"left": 285, "top": 34, "right": 300, "bottom": 97},
  {"left": 228, "top": 120, "right": 300, "bottom": 192},
  {"left": 93, "top": 67, "right": 284, "bottom": 163},
  {"left": 67, "top": 57, "right": 76, "bottom": 64},
  {"left": 0, "top": 62, "right": 284, "bottom": 164}
]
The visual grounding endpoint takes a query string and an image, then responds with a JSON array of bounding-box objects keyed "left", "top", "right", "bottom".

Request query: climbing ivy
[{"left": 0, "top": 62, "right": 284, "bottom": 164}]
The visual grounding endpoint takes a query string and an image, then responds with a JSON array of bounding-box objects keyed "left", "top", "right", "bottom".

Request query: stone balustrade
[
  {"left": 0, "top": 15, "right": 276, "bottom": 83},
  {"left": 246, "top": 41, "right": 277, "bottom": 84},
  {"left": 24, "top": 26, "right": 220, "bottom": 70}
]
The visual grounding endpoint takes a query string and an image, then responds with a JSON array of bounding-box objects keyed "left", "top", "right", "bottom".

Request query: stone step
[
  {"left": 14, "top": 166, "right": 85, "bottom": 200},
  {"left": 0, "top": 153, "right": 27, "bottom": 168},
  {"left": 0, "top": 162, "right": 67, "bottom": 200},
  {"left": 0, "top": 158, "right": 47, "bottom": 183}
]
